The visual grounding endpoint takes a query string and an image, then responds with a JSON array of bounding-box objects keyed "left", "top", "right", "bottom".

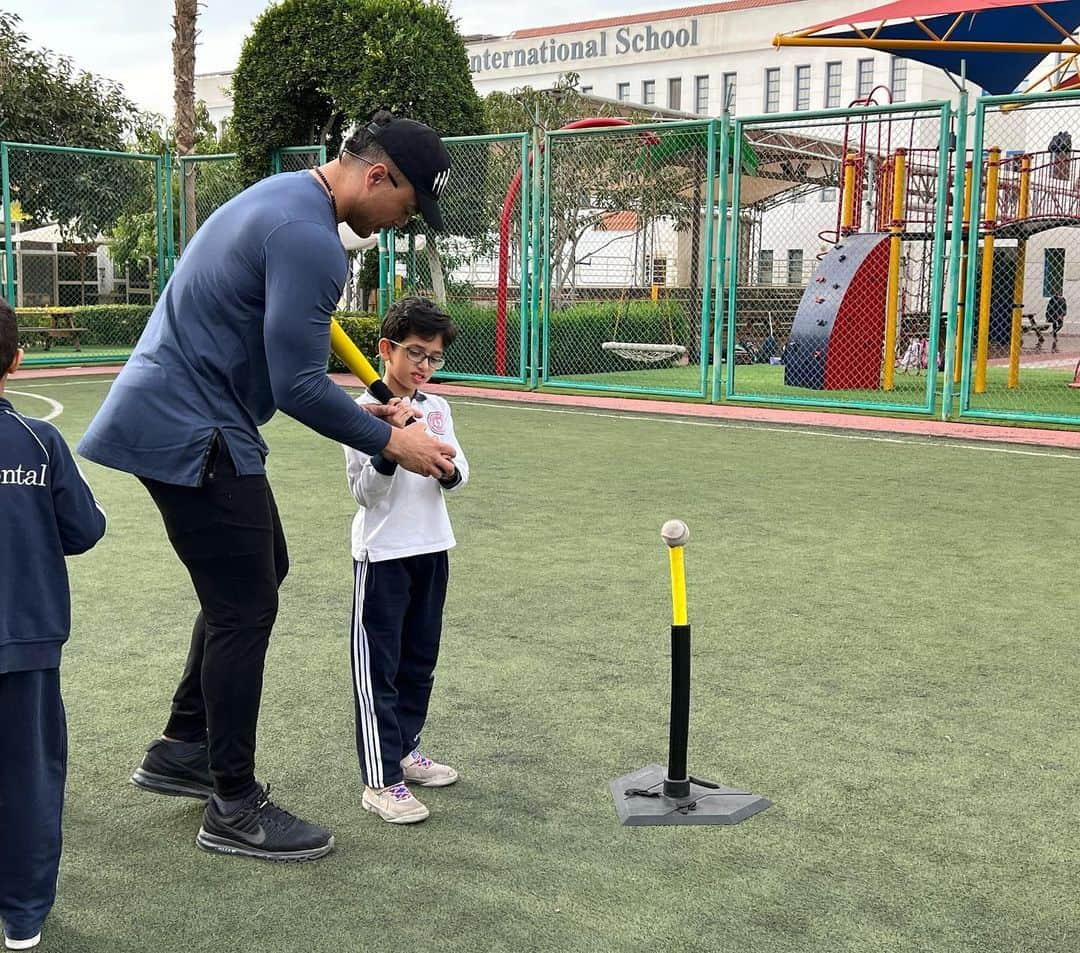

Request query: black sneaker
[
  {"left": 131, "top": 738, "right": 213, "bottom": 800},
  {"left": 196, "top": 784, "right": 334, "bottom": 863}
]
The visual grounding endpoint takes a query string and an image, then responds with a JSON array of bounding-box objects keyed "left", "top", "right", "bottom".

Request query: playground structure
[{"left": 780, "top": 97, "right": 1080, "bottom": 394}]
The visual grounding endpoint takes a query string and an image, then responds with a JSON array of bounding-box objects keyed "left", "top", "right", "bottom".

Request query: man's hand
[
  {"left": 362, "top": 399, "right": 421, "bottom": 429},
  {"left": 383, "top": 425, "right": 456, "bottom": 478}
]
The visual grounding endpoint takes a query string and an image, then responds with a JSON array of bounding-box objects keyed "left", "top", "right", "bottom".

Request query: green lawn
[
  {"left": 549, "top": 362, "right": 1080, "bottom": 423},
  {"left": 6, "top": 375, "right": 1080, "bottom": 953},
  {"left": 21, "top": 346, "right": 132, "bottom": 368}
]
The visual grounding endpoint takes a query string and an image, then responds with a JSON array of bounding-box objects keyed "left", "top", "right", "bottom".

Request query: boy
[
  {"left": 344, "top": 297, "right": 468, "bottom": 824},
  {"left": 0, "top": 301, "right": 106, "bottom": 949}
]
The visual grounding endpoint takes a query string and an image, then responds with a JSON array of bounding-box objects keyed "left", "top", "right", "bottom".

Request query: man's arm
[{"left": 263, "top": 220, "right": 393, "bottom": 455}]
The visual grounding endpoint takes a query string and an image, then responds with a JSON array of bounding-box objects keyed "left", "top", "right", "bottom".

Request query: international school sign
[{"left": 469, "top": 19, "right": 701, "bottom": 74}]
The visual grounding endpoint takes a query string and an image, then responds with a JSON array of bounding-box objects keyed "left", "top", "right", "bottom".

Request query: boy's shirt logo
[{"left": 426, "top": 411, "right": 446, "bottom": 436}]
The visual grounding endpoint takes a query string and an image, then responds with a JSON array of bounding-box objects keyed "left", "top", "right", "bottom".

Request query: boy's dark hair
[
  {"left": 381, "top": 296, "right": 458, "bottom": 347},
  {"left": 0, "top": 298, "right": 17, "bottom": 374},
  {"left": 341, "top": 109, "right": 397, "bottom": 169}
]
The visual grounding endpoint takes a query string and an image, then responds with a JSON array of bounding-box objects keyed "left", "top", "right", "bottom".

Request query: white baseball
[{"left": 660, "top": 519, "right": 690, "bottom": 548}]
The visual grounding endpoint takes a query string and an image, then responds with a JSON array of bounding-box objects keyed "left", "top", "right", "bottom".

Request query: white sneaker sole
[
  {"left": 362, "top": 795, "right": 430, "bottom": 824},
  {"left": 403, "top": 770, "right": 459, "bottom": 788},
  {"left": 5, "top": 933, "right": 41, "bottom": 950}
]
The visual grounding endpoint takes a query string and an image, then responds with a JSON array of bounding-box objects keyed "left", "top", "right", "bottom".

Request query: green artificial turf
[{"left": 5, "top": 376, "right": 1080, "bottom": 953}]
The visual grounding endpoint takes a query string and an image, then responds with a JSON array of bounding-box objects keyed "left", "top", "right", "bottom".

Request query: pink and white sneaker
[
  {"left": 362, "top": 782, "right": 429, "bottom": 824},
  {"left": 400, "top": 750, "right": 459, "bottom": 787}
]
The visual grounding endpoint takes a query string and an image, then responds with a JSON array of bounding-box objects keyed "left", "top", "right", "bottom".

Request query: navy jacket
[
  {"left": 78, "top": 171, "right": 391, "bottom": 486},
  {"left": 0, "top": 397, "right": 106, "bottom": 673}
]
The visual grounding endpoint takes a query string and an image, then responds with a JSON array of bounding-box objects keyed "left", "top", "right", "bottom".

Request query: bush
[
  {"left": 16, "top": 304, "right": 154, "bottom": 348},
  {"left": 327, "top": 299, "right": 695, "bottom": 379},
  {"left": 328, "top": 311, "right": 381, "bottom": 373}
]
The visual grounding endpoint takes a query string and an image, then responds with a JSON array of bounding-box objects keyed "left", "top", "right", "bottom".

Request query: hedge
[
  {"left": 16, "top": 305, "right": 154, "bottom": 348},
  {"left": 327, "top": 299, "right": 696, "bottom": 378}
]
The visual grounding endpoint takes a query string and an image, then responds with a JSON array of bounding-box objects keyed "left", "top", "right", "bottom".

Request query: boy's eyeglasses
[{"left": 389, "top": 340, "right": 446, "bottom": 370}]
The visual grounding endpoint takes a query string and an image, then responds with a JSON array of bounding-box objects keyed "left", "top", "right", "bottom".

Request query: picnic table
[{"left": 16, "top": 307, "right": 88, "bottom": 352}]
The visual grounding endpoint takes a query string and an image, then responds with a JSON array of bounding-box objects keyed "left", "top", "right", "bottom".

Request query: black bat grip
[{"left": 368, "top": 379, "right": 418, "bottom": 426}]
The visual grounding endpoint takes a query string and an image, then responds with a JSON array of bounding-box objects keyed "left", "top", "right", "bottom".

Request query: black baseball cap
[{"left": 362, "top": 117, "right": 451, "bottom": 231}]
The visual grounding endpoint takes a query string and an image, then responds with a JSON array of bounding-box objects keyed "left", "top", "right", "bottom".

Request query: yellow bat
[{"left": 330, "top": 318, "right": 396, "bottom": 405}]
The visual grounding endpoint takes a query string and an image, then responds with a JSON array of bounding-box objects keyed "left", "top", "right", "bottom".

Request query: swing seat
[{"left": 601, "top": 341, "right": 687, "bottom": 363}]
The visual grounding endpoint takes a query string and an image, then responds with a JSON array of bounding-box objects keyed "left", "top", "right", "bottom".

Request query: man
[{"left": 79, "top": 111, "right": 456, "bottom": 863}]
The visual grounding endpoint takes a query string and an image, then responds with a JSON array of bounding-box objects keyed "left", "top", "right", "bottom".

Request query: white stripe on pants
[{"left": 350, "top": 558, "right": 384, "bottom": 789}]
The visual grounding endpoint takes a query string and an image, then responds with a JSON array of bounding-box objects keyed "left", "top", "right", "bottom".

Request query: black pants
[
  {"left": 0, "top": 669, "right": 66, "bottom": 941},
  {"left": 140, "top": 440, "right": 288, "bottom": 798},
  {"left": 350, "top": 553, "right": 448, "bottom": 788}
]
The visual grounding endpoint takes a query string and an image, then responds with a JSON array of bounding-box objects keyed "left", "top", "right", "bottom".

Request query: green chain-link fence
[
  {"left": 2, "top": 142, "right": 164, "bottom": 366},
  {"left": 725, "top": 100, "right": 956, "bottom": 415},
  {"left": 374, "top": 134, "right": 531, "bottom": 384},
  {"left": 959, "top": 91, "right": 1080, "bottom": 427},
  {"left": 541, "top": 119, "right": 720, "bottom": 398}
]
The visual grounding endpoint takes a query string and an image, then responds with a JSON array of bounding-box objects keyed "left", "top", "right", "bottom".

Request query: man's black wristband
[{"left": 371, "top": 452, "right": 398, "bottom": 476}]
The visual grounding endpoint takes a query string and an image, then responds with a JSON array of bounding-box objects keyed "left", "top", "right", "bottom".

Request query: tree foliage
[
  {"left": 231, "top": 0, "right": 485, "bottom": 182},
  {"left": 484, "top": 74, "right": 708, "bottom": 300},
  {"left": 0, "top": 11, "right": 153, "bottom": 237},
  {"left": 109, "top": 106, "right": 238, "bottom": 279}
]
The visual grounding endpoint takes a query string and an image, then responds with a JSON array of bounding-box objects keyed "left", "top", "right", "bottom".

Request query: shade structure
[{"left": 776, "top": 0, "right": 1080, "bottom": 94}]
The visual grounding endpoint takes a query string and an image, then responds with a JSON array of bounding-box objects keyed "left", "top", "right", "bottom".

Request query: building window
[
  {"left": 757, "top": 249, "right": 774, "bottom": 284},
  {"left": 825, "top": 62, "right": 842, "bottom": 108},
  {"left": 648, "top": 256, "right": 668, "bottom": 286},
  {"left": 821, "top": 187, "right": 838, "bottom": 203},
  {"left": 668, "top": 77, "right": 682, "bottom": 110},
  {"left": 722, "top": 72, "right": 737, "bottom": 114},
  {"left": 857, "top": 58, "right": 874, "bottom": 98},
  {"left": 764, "top": 68, "right": 780, "bottom": 113},
  {"left": 787, "top": 249, "right": 804, "bottom": 284},
  {"left": 794, "top": 65, "right": 811, "bottom": 111},
  {"left": 694, "top": 75, "right": 709, "bottom": 114},
  {"left": 642, "top": 80, "right": 655, "bottom": 105},
  {"left": 890, "top": 57, "right": 907, "bottom": 102},
  {"left": 617, "top": 82, "right": 631, "bottom": 102},
  {"left": 581, "top": 85, "right": 593, "bottom": 94},
  {"left": 1044, "top": 248, "right": 1065, "bottom": 296}
]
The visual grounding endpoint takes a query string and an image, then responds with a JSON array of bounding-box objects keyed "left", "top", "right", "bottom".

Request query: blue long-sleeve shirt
[
  {"left": 0, "top": 397, "right": 107, "bottom": 673},
  {"left": 78, "top": 171, "right": 391, "bottom": 486}
]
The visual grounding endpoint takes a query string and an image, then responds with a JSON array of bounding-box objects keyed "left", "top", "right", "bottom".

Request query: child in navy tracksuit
[
  {"left": 343, "top": 298, "right": 468, "bottom": 825},
  {"left": 0, "top": 301, "right": 106, "bottom": 950}
]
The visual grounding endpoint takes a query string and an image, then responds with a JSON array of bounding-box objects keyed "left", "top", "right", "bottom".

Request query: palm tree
[{"left": 173, "top": 0, "right": 199, "bottom": 244}]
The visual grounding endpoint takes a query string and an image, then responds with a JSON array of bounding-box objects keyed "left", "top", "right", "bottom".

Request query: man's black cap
[{"left": 363, "top": 117, "right": 451, "bottom": 231}]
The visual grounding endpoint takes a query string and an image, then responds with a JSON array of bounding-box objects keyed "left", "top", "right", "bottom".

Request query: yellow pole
[
  {"left": 1007, "top": 155, "right": 1031, "bottom": 389},
  {"left": 841, "top": 154, "right": 857, "bottom": 235},
  {"left": 975, "top": 148, "right": 1001, "bottom": 395},
  {"left": 668, "top": 546, "right": 687, "bottom": 626},
  {"left": 883, "top": 150, "right": 906, "bottom": 392},
  {"left": 954, "top": 161, "right": 973, "bottom": 386},
  {"left": 651, "top": 283, "right": 660, "bottom": 303}
]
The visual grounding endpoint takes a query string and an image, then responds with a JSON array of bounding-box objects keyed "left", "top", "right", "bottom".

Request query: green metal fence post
[
  {"left": 378, "top": 230, "right": 389, "bottom": 316},
  {"left": 154, "top": 157, "right": 166, "bottom": 297},
  {"left": 711, "top": 116, "right": 732, "bottom": 403},
  {"left": 725, "top": 119, "right": 745, "bottom": 400},
  {"left": 924, "top": 103, "right": 954, "bottom": 415},
  {"left": 530, "top": 122, "right": 542, "bottom": 390},
  {"left": 941, "top": 92, "right": 968, "bottom": 420},
  {"left": 164, "top": 151, "right": 175, "bottom": 277},
  {"left": 960, "top": 100, "right": 987, "bottom": 416},
  {"left": 517, "top": 133, "right": 530, "bottom": 384},
  {"left": 387, "top": 229, "right": 397, "bottom": 305},
  {"left": 1, "top": 143, "right": 13, "bottom": 305},
  {"left": 697, "top": 119, "right": 718, "bottom": 399},
  {"left": 540, "top": 131, "right": 553, "bottom": 386}
]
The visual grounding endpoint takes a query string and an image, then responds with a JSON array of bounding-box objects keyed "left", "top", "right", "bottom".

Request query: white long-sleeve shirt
[{"left": 344, "top": 391, "right": 469, "bottom": 562}]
